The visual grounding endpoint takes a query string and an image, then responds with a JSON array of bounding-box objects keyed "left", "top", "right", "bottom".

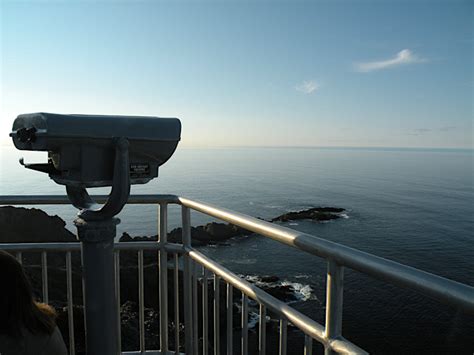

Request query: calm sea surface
[{"left": 1, "top": 146, "right": 473, "bottom": 353}]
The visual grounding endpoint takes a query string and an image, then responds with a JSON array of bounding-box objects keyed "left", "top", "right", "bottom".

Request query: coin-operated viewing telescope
[
  {"left": 10, "top": 112, "right": 181, "bottom": 220},
  {"left": 10, "top": 112, "right": 181, "bottom": 354}
]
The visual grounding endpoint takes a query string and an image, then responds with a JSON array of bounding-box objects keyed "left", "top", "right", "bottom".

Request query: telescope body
[{"left": 10, "top": 113, "right": 181, "bottom": 187}]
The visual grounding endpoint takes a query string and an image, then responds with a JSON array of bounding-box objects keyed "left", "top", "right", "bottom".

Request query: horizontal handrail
[
  {"left": 178, "top": 197, "right": 474, "bottom": 314},
  {"left": 1, "top": 194, "right": 473, "bottom": 314},
  {"left": 0, "top": 241, "right": 185, "bottom": 253},
  {"left": 0, "top": 194, "right": 179, "bottom": 205}
]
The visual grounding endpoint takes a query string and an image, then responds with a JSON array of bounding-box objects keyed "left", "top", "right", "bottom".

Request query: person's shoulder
[{"left": 43, "top": 326, "right": 68, "bottom": 355}]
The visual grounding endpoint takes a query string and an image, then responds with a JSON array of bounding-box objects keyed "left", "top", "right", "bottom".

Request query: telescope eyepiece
[{"left": 16, "top": 127, "right": 37, "bottom": 143}]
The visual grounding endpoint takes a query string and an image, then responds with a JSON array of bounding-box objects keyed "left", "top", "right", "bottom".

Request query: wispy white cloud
[
  {"left": 355, "top": 49, "right": 425, "bottom": 73},
  {"left": 295, "top": 80, "right": 319, "bottom": 94}
]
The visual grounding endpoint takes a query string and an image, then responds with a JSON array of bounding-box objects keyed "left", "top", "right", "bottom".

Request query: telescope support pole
[{"left": 75, "top": 217, "right": 120, "bottom": 355}]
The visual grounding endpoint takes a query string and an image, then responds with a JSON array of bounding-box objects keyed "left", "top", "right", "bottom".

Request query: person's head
[{"left": 0, "top": 250, "right": 57, "bottom": 337}]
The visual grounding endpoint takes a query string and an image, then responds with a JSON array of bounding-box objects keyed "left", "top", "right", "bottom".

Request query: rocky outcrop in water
[
  {"left": 120, "top": 207, "right": 346, "bottom": 246},
  {"left": 271, "top": 207, "right": 345, "bottom": 222},
  {"left": 120, "top": 222, "right": 249, "bottom": 246}
]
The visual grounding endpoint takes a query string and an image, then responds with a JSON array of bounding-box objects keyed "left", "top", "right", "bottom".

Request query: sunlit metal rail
[{"left": 1, "top": 194, "right": 473, "bottom": 355}]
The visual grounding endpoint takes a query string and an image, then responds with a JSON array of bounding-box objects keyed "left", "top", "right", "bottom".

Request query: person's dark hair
[{"left": 0, "top": 250, "right": 57, "bottom": 337}]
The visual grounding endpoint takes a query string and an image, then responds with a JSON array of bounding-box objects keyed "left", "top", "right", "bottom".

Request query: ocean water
[{"left": 1, "top": 146, "right": 473, "bottom": 353}]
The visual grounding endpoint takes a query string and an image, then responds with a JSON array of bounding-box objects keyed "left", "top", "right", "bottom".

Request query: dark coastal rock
[
  {"left": 0, "top": 206, "right": 76, "bottom": 243},
  {"left": 120, "top": 222, "right": 248, "bottom": 246},
  {"left": 271, "top": 207, "right": 345, "bottom": 222},
  {"left": 260, "top": 275, "right": 280, "bottom": 283},
  {"left": 243, "top": 275, "right": 299, "bottom": 302}
]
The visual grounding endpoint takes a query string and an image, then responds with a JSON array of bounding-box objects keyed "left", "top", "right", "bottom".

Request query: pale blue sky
[{"left": 1, "top": 0, "right": 472, "bottom": 148}]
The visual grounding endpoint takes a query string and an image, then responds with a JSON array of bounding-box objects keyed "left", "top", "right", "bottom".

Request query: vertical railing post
[
  {"left": 258, "top": 304, "right": 266, "bottom": 355},
  {"left": 324, "top": 259, "right": 344, "bottom": 355},
  {"left": 159, "top": 203, "right": 169, "bottom": 352},
  {"left": 214, "top": 275, "right": 221, "bottom": 355},
  {"left": 241, "top": 294, "right": 249, "bottom": 355},
  {"left": 41, "top": 251, "right": 49, "bottom": 303},
  {"left": 279, "top": 319, "right": 287, "bottom": 355},
  {"left": 66, "top": 251, "right": 75, "bottom": 355},
  {"left": 226, "top": 283, "right": 233, "bottom": 355},
  {"left": 192, "top": 261, "right": 199, "bottom": 354},
  {"left": 114, "top": 251, "right": 122, "bottom": 354},
  {"left": 202, "top": 267, "right": 209, "bottom": 355},
  {"left": 304, "top": 335, "right": 313, "bottom": 355},
  {"left": 174, "top": 254, "right": 180, "bottom": 355},
  {"left": 182, "top": 206, "right": 194, "bottom": 354},
  {"left": 138, "top": 250, "right": 145, "bottom": 351},
  {"left": 74, "top": 217, "right": 119, "bottom": 355}
]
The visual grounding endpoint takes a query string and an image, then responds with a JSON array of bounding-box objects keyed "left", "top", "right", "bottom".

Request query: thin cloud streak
[
  {"left": 355, "top": 49, "right": 425, "bottom": 72},
  {"left": 408, "top": 126, "right": 457, "bottom": 136},
  {"left": 295, "top": 80, "right": 319, "bottom": 94}
]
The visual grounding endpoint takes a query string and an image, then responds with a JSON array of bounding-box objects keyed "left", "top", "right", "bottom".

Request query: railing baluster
[
  {"left": 304, "top": 335, "right": 313, "bottom": 355},
  {"left": 159, "top": 203, "right": 169, "bottom": 353},
  {"left": 259, "top": 304, "right": 266, "bottom": 355},
  {"left": 202, "top": 267, "right": 209, "bottom": 355},
  {"left": 192, "top": 261, "right": 199, "bottom": 354},
  {"left": 41, "top": 251, "right": 48, "bottom": 303},
  {"left": 174, "top": 253, "right": 180, "bottom": 355},
  {"left": 226, "top": 283, "right": 233, "bottom": 355},
  {"left": 324, "top": 260, "right": 344, "bottom": 355},
  {"left": 138, "top": 249, "right": 145, "bottom": 352},
  {"left": 81, "top": 263, "right": 87, "bottom": 344},
  {"left": 241, "top": 294, "right": 248, "bottom": 355},
  {"left": 114, "top": 251, "right": 121, "bottom": 353},
  {"left": 182, "top": 206, "right": 194, "bottom": 354},
  {"left": 66, "top": 251, "right": 75, "bottom": 355},
  {"left": 214, "top": 274, "right": 220, "bottom": 355},
  {"left": 279, "top": 319, "right": 287, "bottom": 355}
]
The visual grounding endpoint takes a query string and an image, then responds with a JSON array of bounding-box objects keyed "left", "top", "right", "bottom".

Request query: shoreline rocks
[
  {"left": 119, "top": 206, "right": 346, "bottom": 245},
  {"left": 119, "top": 222, "right": 249, "bottom": 246},
  {"left": 271, "top": 206, "right": 345, "bottom": 223}
]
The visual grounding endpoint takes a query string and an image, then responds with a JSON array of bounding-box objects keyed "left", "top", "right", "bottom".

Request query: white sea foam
[
  {"left": 233, "top": 304, "right": 264, "bottom": 330},
  {"left": 247, "top": 311, "right": 260, "bottom": 329},
  {"left": 242, "top": 275, "right": 316, "bottom": 303},
  {"left": 280, "top": 281, "right": 315, "bottom": 302},
  {"left": 244, "top": 275, "right": 261, "bottom": 283}
]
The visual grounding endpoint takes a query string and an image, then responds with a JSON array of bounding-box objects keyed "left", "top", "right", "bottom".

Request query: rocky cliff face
[{"left": 0, "top": 206, "right": 76, "bottom": 242}]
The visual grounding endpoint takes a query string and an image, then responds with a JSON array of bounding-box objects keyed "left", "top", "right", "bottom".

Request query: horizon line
[
  {"left": 0, "top": 141, "right": 472, "bottom": 151},
  {"left": 178, "top": 145, "right": 474, "bottom": 151}
]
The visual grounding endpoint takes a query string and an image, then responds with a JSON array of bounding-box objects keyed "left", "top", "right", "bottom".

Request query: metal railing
[{"left": 1, "top": 194, "right": 473, "bottom": 355}]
